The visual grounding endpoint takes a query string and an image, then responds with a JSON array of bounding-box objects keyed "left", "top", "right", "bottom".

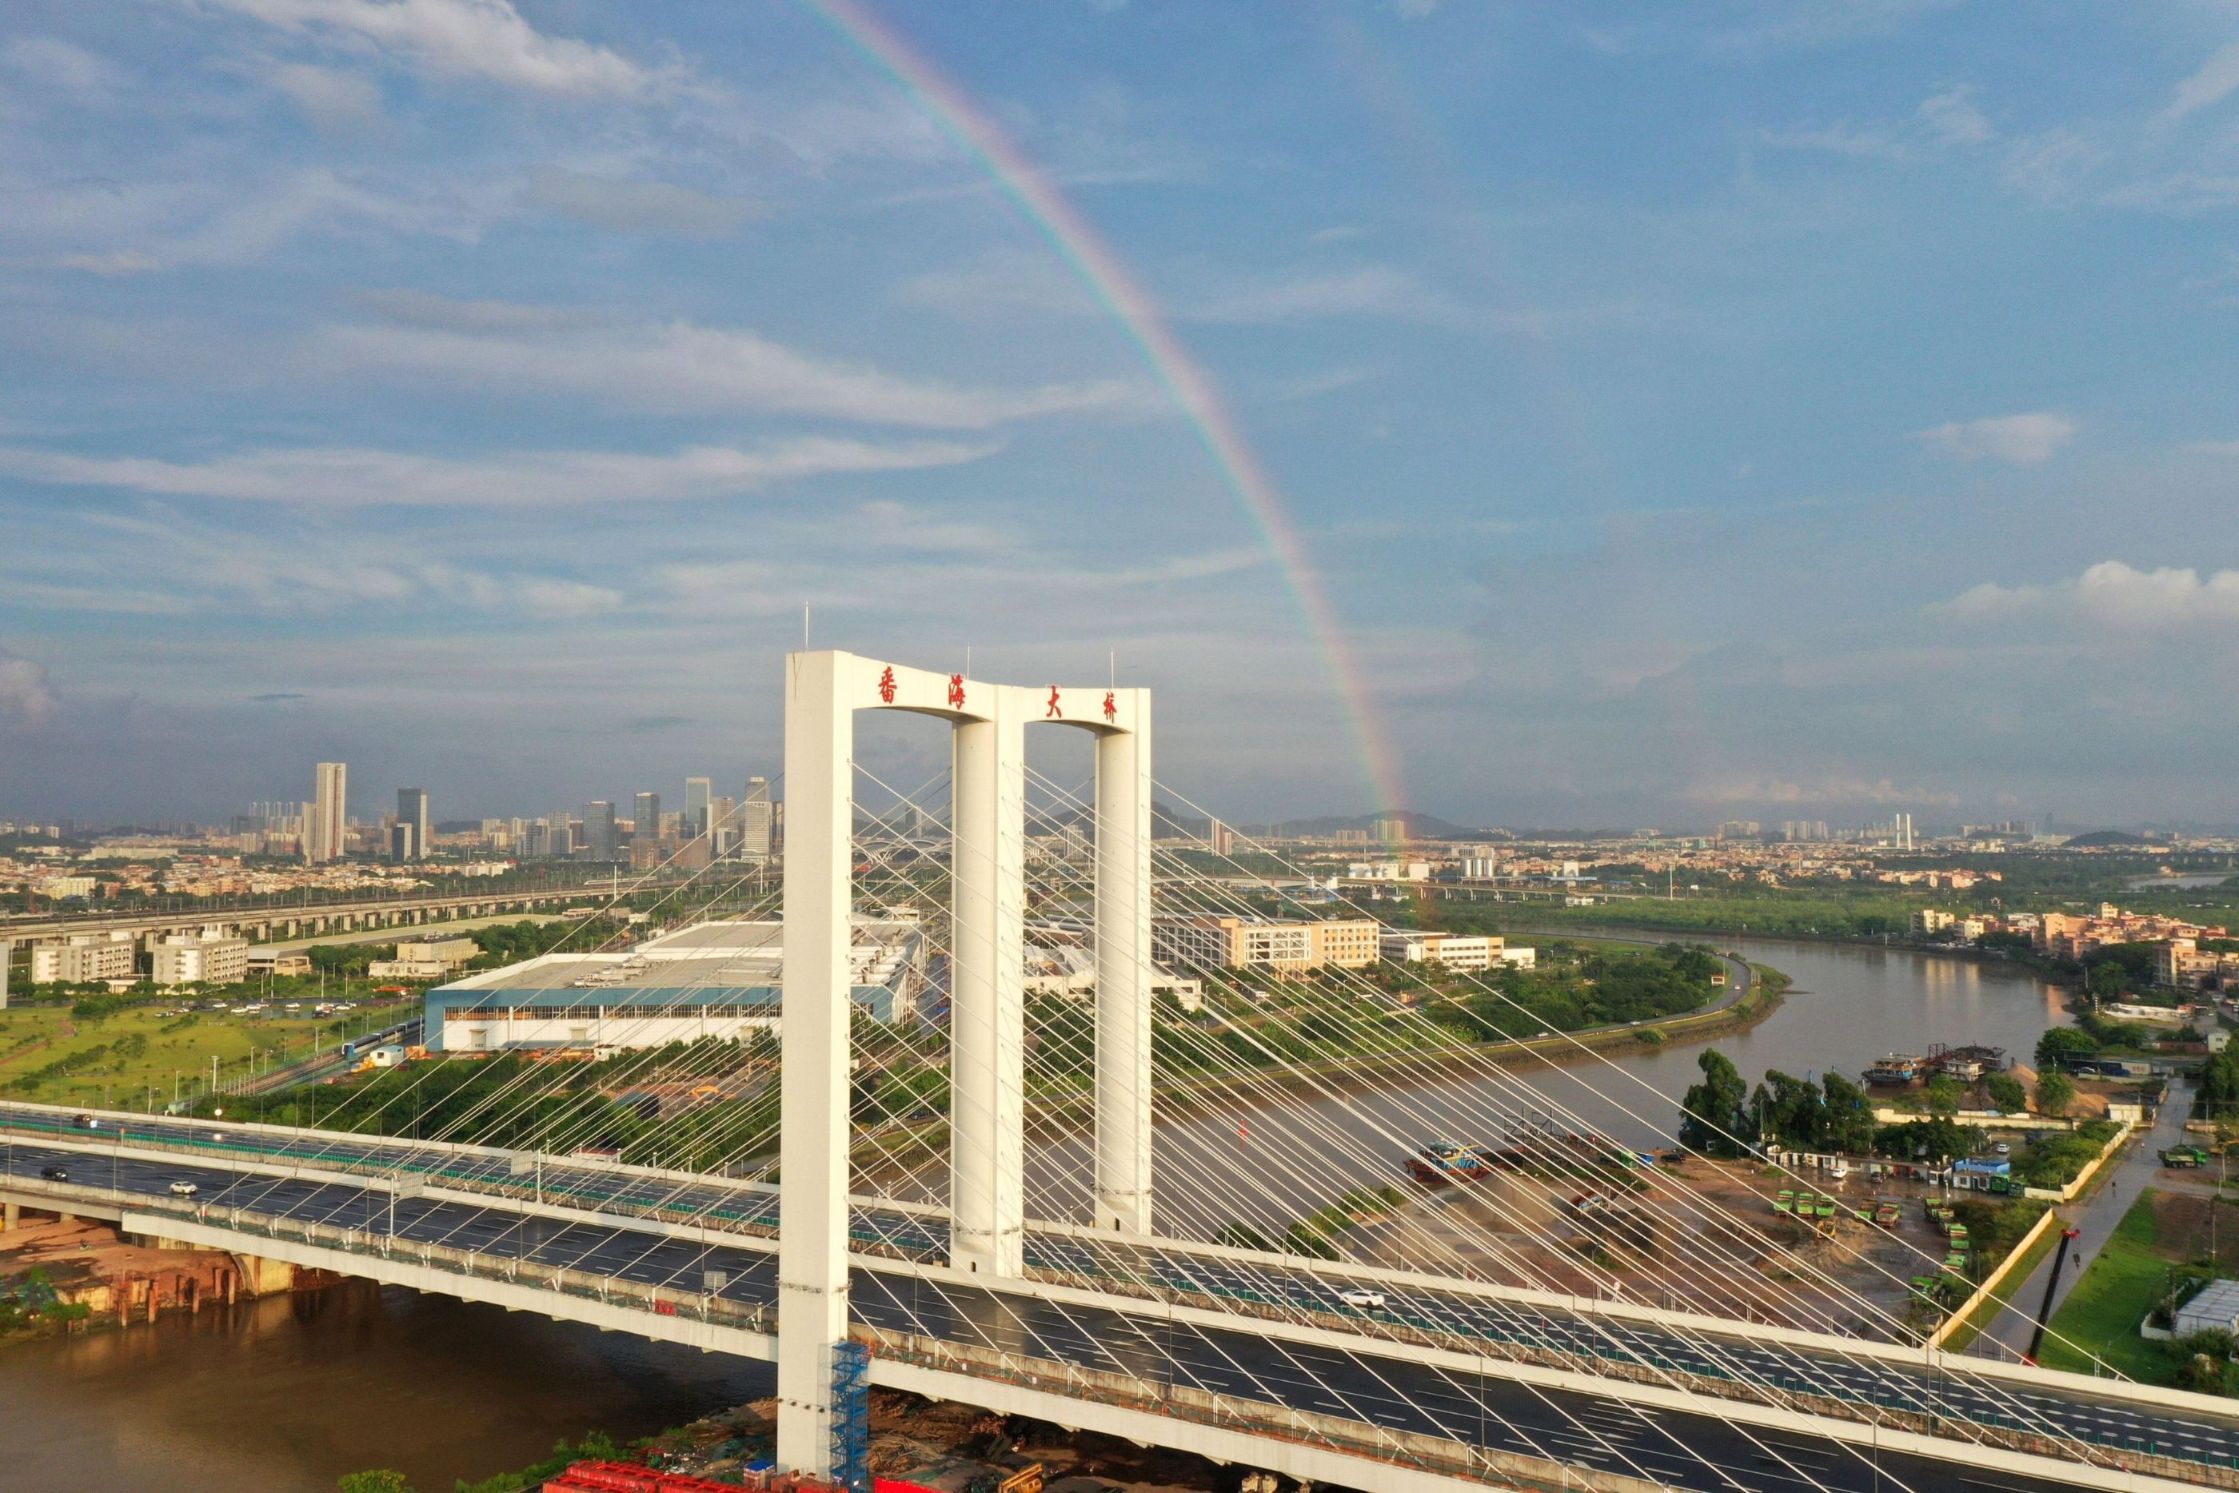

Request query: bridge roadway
[{"left": 4, "top": 1105, "right": 2230, "bottom": 1491}]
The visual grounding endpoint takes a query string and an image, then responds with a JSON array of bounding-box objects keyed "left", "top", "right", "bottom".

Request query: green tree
[
  {"left": 1820, "top": 1072, "right": 1877, "bottom": 1155},
  {"left": 1983, "top": 1072, "right": 2029, "bottom": 1114},
  {"left": 2035, "top": 1071, "right": 2076, "bottom": 1118},
  {"left": 337, "top": 1473, "right": 414, "bottom": 1493},
  {"left": 1680, "top": 1049, "right": 1753, "bottom": 1157},
  {"left": 2036, "top": 1027, "right": 2097, "bottom": 1070},
  {"left": 1923, "top": 1074, "right": 1965, "bottom": 1119},
  {"left": 1750, "top": 1069, "right": 1825, "bottom": 1149},
  {"left": 2201, "top": 1046, "right": 2239, "bottom": 1120}
]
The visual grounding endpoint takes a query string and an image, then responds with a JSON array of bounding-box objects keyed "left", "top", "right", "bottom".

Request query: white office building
[
  {"left": 1378, "top": 931, "right": 1501, "bottom": 971},
  {"left": 30, "top": 933, "right": 138, "bottom": 984},
  {"left": 151, "top": 932, "right": 251, "bottom": 988}
]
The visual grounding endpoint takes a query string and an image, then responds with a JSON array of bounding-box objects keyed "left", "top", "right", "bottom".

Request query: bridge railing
[
  {"left": 4, "top": 1170, "right": 2233, "bottom": 1490},
  {"left": 858, "top": 1323, "right": 1654, "bottom": 1493}
]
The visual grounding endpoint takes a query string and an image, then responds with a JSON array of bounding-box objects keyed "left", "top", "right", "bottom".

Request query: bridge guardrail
[
  {"left": 3, "top": 1169, "right": 2232, "bottom": 1490},
  {"left": 13, "top": 1120, "right": 2239, "bottom": 1485}
]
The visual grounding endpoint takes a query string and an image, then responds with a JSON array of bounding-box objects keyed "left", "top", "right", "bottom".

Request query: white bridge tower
[{"left": 777, "top": 650, "right": 1154, "bottom": 1479}]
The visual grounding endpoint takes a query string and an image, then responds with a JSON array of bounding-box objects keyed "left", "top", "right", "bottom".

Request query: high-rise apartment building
[
  {"left": 306, "top": 761, "right": 347, "bottom": 862},
  {"left": 741, "top": 776, "right": 772, "bottom": 864},
  {"left": 396, "top": 788, "right": 429, "bottom": 860},
  {"left": 685, "top": 777, "right": 712, "bottom": 840},
  {"left": 584, "top": 800, "right": 618, "bottom": 860},
  {"left": 633, "top": 792, "right": 660, "bottom": 843}
]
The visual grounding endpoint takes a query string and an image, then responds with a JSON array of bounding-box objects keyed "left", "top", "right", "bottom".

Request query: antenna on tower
[
  {"left": 1109, "top": 649, "right": 1116, "bottom": 688},
  {"left": 802, "top": 605, "right": 811, "bottom": 650}
]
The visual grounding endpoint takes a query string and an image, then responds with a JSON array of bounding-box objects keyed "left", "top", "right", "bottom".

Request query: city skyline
[{"left": 4, "top": 4, "right": 2239, "bottom": 826}]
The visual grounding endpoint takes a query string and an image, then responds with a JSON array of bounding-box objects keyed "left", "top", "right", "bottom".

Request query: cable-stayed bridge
[{"left": 2, "top": 650, "right": 2226, "bottom": 1493}]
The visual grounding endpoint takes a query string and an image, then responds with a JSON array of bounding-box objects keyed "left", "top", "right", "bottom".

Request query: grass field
[
  {"left": 2038, "top": 1191, "right": 2177, "bottom": 1379},
  {"left": 0, "top": 999, "right": 415, "bottom": 1112}
]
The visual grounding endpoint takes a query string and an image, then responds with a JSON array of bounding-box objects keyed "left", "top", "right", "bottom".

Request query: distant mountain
[{"left": 2061, "top": 829, "right": 2159, "bottom": 848}]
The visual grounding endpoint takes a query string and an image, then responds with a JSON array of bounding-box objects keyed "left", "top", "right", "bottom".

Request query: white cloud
[
  {"left": 1917, "top": 84, "right": 1991, "bottom": 145},
  {"left": 1189, "top": 266, "right": 1460, "bottom": 325},
  {"left": 51, "top": 251, "right": 165, "bottom": 277},
  {"left": 0, "top": 648, "right": 59, "bottom": 726},
  {"left": 4, "top": 36, "right": 127, "bottom": 95},
  {"left": 2163, "top": 41, "right": 2239, "bottom": 123},
  {"left": 0, "top": 436, "right": 994, "bottom": 508},
  {"left": 321, "top": 292, "right": 1141, "bottom": 428},
  {"left": 1937, "top": 561, "right": 2239, "bottom": 632},
  {"left": 264, "top": 60, "right": 383, "bottom": 128},
  {"left": 523, "top": 166, "right": 754, "bottom": 239},
  {"left": 195, "top": 0, "right": 650, "bottom": 97},
  {"left": 1912, "top": 410, "right": 2074, "bottom": 464},
  {"left": 1758, "top": 122, "right": 1908, "bottom": 161},
  {"left": 2001, "top": 128, "right": 2106, "bottom": 204}
]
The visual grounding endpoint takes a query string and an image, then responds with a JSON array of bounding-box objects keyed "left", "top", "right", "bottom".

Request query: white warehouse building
[{"left": 423, "top": 916, "right": 927, "bottom": 1055}]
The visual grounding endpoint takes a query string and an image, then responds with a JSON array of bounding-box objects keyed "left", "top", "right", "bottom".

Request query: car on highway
[
  {"left": 71, "top": 1113, "right": 97, "bottom": 1129},
  {"left": 168, "top": 1180, "right": 199, "bottom": 1196},
  {"left": 39, "top": 1165, "right": 68, "bottom": 1181},
  {"left": 1337, "top": 1288, "right": 1387, "bottom": 1311}
]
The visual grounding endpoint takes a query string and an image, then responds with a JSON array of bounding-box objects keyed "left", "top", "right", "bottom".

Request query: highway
[
  {"left": 7, "top": 1102, "right": 2236, "bottom": 1489},
  {"left": 0, "top": 1133, "right": 2115, "bottom": 1493}
]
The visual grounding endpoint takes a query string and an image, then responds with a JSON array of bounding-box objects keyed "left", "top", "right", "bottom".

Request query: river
[
  {"left": 1027, "top": 932, "right": 2072, "bottom": 1235},
  {"left": 0, "top": 934, "right": 2061, "bottom": 1489},
  {"left": 0, "top": 1279, "right": 771, "bottom": 1492}
]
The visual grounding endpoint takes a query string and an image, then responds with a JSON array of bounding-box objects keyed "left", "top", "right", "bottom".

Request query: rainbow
[{"left": 803, "top": 0, "right": 1412, "bottom": 844}]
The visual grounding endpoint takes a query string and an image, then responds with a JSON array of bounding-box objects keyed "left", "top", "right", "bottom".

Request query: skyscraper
[
  {"left": 584, "top": 801, "right": 618, "bottom": 860},
  {"left": 633, "top": 791, "right": 660, "bottom": 843},
  {"left": 685, "top": 776, "right": 712, "bottom": 840},
  {"left": 306, "top": 761, "right": 347, "bottom": 862},
  {"left": 742, "top": 776, "right": 772, "bottom": 864},
  {"left": 396, "top": 787, "right": 429, "bottom": 860}
]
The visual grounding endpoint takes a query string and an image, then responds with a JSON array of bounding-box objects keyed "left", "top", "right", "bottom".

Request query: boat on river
[
  {"left": 1406, "top": 1140, "right": 1495, "bottom": 1185},
  {"left": 1864, "top": 1053, "right": 1924, "bottom": 1085}
]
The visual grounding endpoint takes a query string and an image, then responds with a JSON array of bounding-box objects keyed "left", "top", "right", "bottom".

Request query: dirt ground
[{"left": 1345, "top": 1155, "right": 1995, "bottom": 1332}]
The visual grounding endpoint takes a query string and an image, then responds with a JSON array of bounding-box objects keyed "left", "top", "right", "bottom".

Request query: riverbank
[{"left": 0, "top": 1214, "right": 292, "bottom": 1345}]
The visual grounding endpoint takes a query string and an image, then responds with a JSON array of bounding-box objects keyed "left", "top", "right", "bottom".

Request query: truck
[{"left": 2163, "top": 1145, "right": 2213, "bottom": 1169}]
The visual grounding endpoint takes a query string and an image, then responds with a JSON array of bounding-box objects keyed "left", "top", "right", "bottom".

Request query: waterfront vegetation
[
  {"left": 0, "top": 1268, "right": 90, "bottom": 1338},
  {"left": 1677, "top": 1041, "right": 2118, "bottom": 1188}
]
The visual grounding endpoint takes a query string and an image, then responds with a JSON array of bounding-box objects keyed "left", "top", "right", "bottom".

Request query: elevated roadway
[{"left": 4, "top": 1101, "right": 2231, "bottom": 1492}]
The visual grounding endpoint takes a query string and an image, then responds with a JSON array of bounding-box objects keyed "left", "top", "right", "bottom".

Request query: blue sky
[{"left": 4, "top": 0, "right": 2239, "bottom": 829}]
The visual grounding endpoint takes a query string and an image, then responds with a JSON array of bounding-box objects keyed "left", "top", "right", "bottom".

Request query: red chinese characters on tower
[
  {"left": 1046, "top": 685, "right": 1063, "bottom": 719},
  {"left": 1102, "top": 690, "right": 1118, "bottom": 723},
  {"left": 947, "top": 673, "right": 966, "bottom": 710},
  {"left": 876, "top": 666, "right": 897, "bottom": 705}
]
